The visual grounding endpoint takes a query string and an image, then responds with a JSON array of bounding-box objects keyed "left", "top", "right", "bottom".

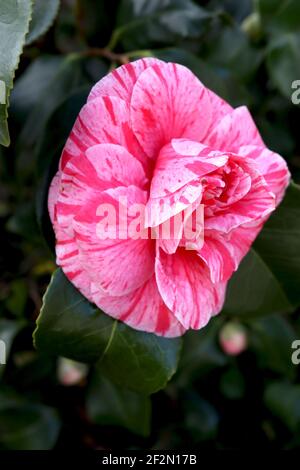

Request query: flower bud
[
  {"left": 219, "top": 322, "right": 247, "bottom": 356},
  {"left": 57, "top": 357, "right": 88, "bottom": 386}
]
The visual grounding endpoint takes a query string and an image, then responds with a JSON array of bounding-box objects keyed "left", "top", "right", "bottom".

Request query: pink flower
[{"left": 48, "top": 58, "right": 290, "bottom": 337}]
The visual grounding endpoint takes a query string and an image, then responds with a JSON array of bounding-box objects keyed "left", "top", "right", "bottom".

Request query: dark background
[{"left": 1, "top": 0, "right": 300, "bottom": 450}]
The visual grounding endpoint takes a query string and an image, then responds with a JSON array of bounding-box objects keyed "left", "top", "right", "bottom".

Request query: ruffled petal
[
  {"left": 205, "top": 156, "right": 275, "bottom": 233},
  {"left": 198, "top": 232, "right": 236, "bottom": 283},
  {"left": 146, "top": 139, "right": 228, "bottom": 227},
  {"left": 155, "top": 248, "right": 226, "bottom": 330},
  {"left": 54, "top": 143, "right": 147, "bottom": 241},
  {"left": 237, "top": 145, "right": 290, "bottom": 204},
  {"left": 92, "top": 275, "right": 185, "bottom": 337},
  {"left": 60, "top": 95, "right": 147, "bottom": 172}
]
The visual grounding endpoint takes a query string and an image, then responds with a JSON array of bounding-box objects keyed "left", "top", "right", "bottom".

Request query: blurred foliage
[{"left": 1, "top": 0, "right": 300, "bottom": 450}]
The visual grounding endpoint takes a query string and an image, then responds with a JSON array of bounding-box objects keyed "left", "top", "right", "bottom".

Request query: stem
[
  {"left": 81, "top": 48, "right": 129, "bottom": 64},
  {"left": 81, "top": 48, "right": 154, "bottom": 65}
]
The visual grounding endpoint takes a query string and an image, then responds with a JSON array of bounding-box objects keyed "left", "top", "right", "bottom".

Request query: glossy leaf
[
  {"left": 10, "top": 55, "right": 64, "bottom": 122},
  {"left": 34, "top": 269, "right": 182, "bottom": 394},
  {"left": 16, "top": 54, "right": 88, "bottom": 176},
  {"left": 249, "top": 315, "right": 296, "bottom": 379},
  {"left": 86, "top": 372, "right": 151, "bottom": 436},
  {"left": 257, "top": 0, "right": 300, "bottom": 35},
  {"left": 264, "top": 381, "right": 300, "bottom": 432},
  {"left": 26, "top": 0, "right": 60, "bottom": 45},
  {"left": 115, "top": 0, "right": 213, "bottom": 49},
  {"left": 0, "top": 0, "right": 33, "bottom": 146},
  {"left": 267, "top": 34, "right": 300, "bottom": 99},
  {"left": 0, "top": 403, "right": 60, "bottom": 450},
  {"left": 177, "top": 317, "right": 227, "bottom": 385},
  {"left": 224, "top": 182, "right": 300, "bottom": 317}
]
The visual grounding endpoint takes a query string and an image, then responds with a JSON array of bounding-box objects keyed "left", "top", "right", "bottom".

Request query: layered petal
[
  {"left": 204, "top": 88, "right": 233, "bottom": 137},
  {"left": 198, "top": 232, "right": 236, "bottom": 283},
  {"left": 205, "top": 156, "right": 275, "bottom": 233},
  {"left": 54, "top": 230, "right": 93, "bottom": 301},
  {"left": 73, "top": 186, "right": 155, "bottom": 296},
  {"left": 155, "top": 248, "right": 226, "bottom": 330},
  {"left": 204, "top": 106, "right": 265, "bottom": 153},
  {"left": 59, "top": 95, "right": 147, "bottom": 172},
  {"left": 130, "top": 62, "right": 212, "bottom": 158},
  {"left": 146, "top": 139, "right": 228, "bottom": 227},
  {"left": 237, "top": 145, "right": 290, "bottom": 204},
  {"left": 55, "top": 143, "right": 147, "bottom": 239},
  {"left": 92, "top": 275, "right": 185, "bottom": 338},
  {"left": 88, "top": 58, "right": 164, "bottom": 104}
]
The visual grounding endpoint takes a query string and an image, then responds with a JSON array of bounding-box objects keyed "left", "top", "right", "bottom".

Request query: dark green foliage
[{"left": 1, "top": 0, "right": 300, "bottom": 450}]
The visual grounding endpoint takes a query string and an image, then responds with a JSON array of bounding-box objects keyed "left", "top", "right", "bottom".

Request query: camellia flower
[{"left": 48, "top": 58, "right": 290, "bottom": 337}]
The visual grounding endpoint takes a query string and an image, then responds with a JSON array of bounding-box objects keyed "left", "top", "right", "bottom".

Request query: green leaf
[
  {"left": 266, "top": 33, "right": 300, "bottom": 99},
  {"left": 0, "top": 0, "right": 33, "bottom": 147},
  {"left": 177, "top": 317, "right": 227, "bottom": 385},
  {"left": 210, "top": 0, "right": 252, "bottom": 23},
  {"left": 223, "top": 249, "right": 292, "bottom": 317},
  {"left": 249, "top": 315, "right": 296, "bottom": 378},
  {"left": 224, "top": 182, "right": 300, "bottom": 317},
  {"left": 86, "top": 372, "right": 151, "bottom": 436},
  {"left": 114, "top": 0, "right": 213, "bottom": 50},
  {"left": 264, "top": 381, "right": 300, "bottom": 432},
  {"left": 256, "top": 0, "right": 300, "bottom": 35},
  {"left": 34, "top": 269, "right": 182, "bottom": 395},
  {"left": 16, "top": 54, "right": 88, "bottom": 177},
  {"left": 183, "top": 391, "right": 219, "bottom": 442},
  {"left": 204, "top": 24, "right": 262, "bottom": 82},
  {"left": 0, "top": 403, "right": 61, "bottom": 450},
  {"left": 10, "top": 55, "right": 64, "bottom": 122},
  {"left": 255, "top": 182, "right": 300, "bottom": 308},
  {"left": 26, "top": 0, "right": 60, "bottom": 45}
]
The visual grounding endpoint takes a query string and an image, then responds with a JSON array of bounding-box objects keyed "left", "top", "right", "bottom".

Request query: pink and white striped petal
[
  {"left": 130, "top": 62, "right": 212, "bottom": 158},
  {"left": 204, "top": 106, "right": 265, "bottom": 153},
  {"left": 55, "top": 143, "right": 148, "bottom": 239},
  {"left": 59, "top": 95, "right": 147, "bottom": 172},
  {"left": 88, "top": 58, "right": 164, "bottom": 103},
  {"left": 198, "top": 233, "right": 236, "bottom": 283},
  {"left": 92, "top": 275, "right": 185, "bottom": 338},
  {"left": 48, "top": 171, "right": 61, "bottom": 224},
  {"left": 73, "top": 186, "right": 155, "bottom": 296},
  {"left": 237, "top": 145, "right": 290, "bottom": 204},
  {"left": 146, "top": 139, "right": 228, "bottom": 227},
  {"left": 205, "top": 157, "right": 275, "bottom": 233},
  {"left": 54, "top": 231, "right": 93, "bottom": 301},
  {"left": 155, "top": 248, "right": 226, "bottom": 330},
  {"left": 204, "top": 88, "right": 233, "bottom": 137}
]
